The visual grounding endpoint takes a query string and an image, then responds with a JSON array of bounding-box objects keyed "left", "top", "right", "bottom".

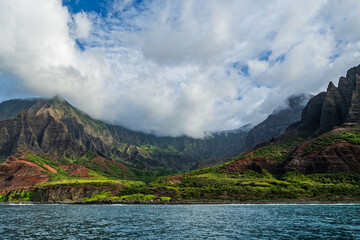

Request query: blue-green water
[{"left": 0, "top": 204, "right": 359, "bottom": 239}]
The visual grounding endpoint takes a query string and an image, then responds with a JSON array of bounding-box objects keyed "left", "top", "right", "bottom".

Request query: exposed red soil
[
  {"left": 285, "top": 142, "right": 360, "bottom": 174},
  {"left": 59, "top": 164, "right": 90, "bottom": 177},
  {"left": 297, "top": 139, "right": 348, "bottom": 158},
  {"left": 162, "top": 174, "right": 185, "bottom": 185},
  {"left": 43, "top": 163, "right": 57, "bottom": 173},
  {"left": 59, "top": 165, "right": 70, "bottom": 171},
  {"left": 90, "top": 156, "right": 128, "bottom": 178},
  {"left": 0, "top": 156, "right": 49, "bottom": 192},
  {"left": 221, "top": 156, "right": 277, "bottom": 174}
]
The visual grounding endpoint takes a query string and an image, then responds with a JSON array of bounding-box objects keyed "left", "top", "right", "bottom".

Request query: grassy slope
[
  {"left": 3, "top": 126, "right": 360, "bottom": 203},
  {"left": 17, "top": 150, "right": 140, "bottom": 184},
  {"left": 150, "top": 170, "right": 360, "bottom": 202},
  {"left": 100, "top": 125, "right": 360, "bottom": 202}
]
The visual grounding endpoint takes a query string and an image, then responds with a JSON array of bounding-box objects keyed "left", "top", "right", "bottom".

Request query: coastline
[{"left": 1, "top": 199, "right": 360, "bottom": 205}]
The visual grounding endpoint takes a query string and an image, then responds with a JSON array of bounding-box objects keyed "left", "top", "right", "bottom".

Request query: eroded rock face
[
  {"left": 31, "top": 184, "right": 124, "bottom": 202},
  {"left": 221, "top": 157, "right": 277, "bottom": 174},
  {"left": 289, "top": 64, "right": 360, "bottom": 137},
  {"left": 222, "top": 141, "right": 360, "bottom": 175},
  {"left": 285, "top": 142, "right": 360, "bottom": 174},
  {"left": 0, "top": 111, "right": 83, "bottom": 157},
  {"left": 0, "top": 100, "right": 108, "bottom": 158},
  {"left": 318, "top": 82, "right": 343, "bottom": 134},
  {"left": 0, "top": 157, "right": 49, "bottom": 191}
]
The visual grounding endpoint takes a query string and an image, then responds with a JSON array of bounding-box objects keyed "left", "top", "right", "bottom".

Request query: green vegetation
[
  {"left": 303, "top": 131, "right": 360, "bottom": 156},
  {"left": 140, "top": 144, "right": 183, "bottom": 156},
  {"left": 74, "top": 155, "right": 131, "bottom": 179},
  {"left": 20, "top": 150, "right": 139, "bottom": 184},
  {"left": 131, "top": 168, "right": 176, "bottom": 183},
  {"left": 81, "top": 192, "right": 112, "bottom": 202},
  {"left": 21, "top": 149, "right": 176, "bottom": 184},
  {"left": 234, "top": 138, "right": 304, "bottom": 164},
  {"left": 16, "top": 148, "right": 360, "bottom": 203},
  {"left": 189, "top": 164, "right": 228, "bottom": 176},
  {"left": 2, "top": 169, "right": 360, "bottom": 203},
  {"left": 23, "top": 151, "right": 58, "bottom": 168},
  {"left": 303, "top": 135, "right": 344, "bottom": 156},
  {"left": 118, "top": 194, "right": 156, "bottom": 201},
  {"left": 0, "top": 193, "right": 6, "bottom": 202},
  {"left": 80, "top": 192, "right": 170, "bottom": 202},
  {"left": 7, "top": 190, "right": 33, "bottom": 202},
  {"left": 4, "top": 131, "right": 359, "bottom": 203},
  {"left": 38, "top": 179, "right": 145, "bottom": 188},
  {"left": 160, "top": 197, "right": 171, "bottom": 201},
  {"left": 52, "top": 99, "right": 113, "bottom": 144},
  {"left": 148, "top": 170, "right": 360, "bottom": 202}
]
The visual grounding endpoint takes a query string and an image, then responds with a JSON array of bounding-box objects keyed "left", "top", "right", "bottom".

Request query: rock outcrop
[
  {"left": 284, "top": 142, "right": 360, "bottom": 174},
  {"left": 0, "top": 101, "right": 107, "bottom": 158},
  {"left": 31, "top": 184, "right": 124, "bottom": 202},
  {"left": 288, "top": 64, "right": 360, "bottom": 137}
]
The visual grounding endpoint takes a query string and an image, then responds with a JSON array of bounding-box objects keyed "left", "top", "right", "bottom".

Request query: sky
[{"left": 1, "top": 0, "right": 360, "bottom": 138}]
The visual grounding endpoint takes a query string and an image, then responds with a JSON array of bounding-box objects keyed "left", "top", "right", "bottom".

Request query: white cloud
[
  {"left": 73, "top": 11, "right": 92, "bottom": 39},
  {"left": 1, "top": 0, "right": 360, "bottom": 138}
]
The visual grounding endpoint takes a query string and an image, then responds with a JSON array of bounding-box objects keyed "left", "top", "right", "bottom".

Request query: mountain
[
  {"left": 287, "top": 64, "right": 360, "bottom": 137},
  {"left": 0, "top": 98, "right": 38, "bottom": 120},
  {"left": 216, "top": 64, "right": 360, "bottom": 176},
  {"left": 0, "top": 98, "right": 111, "bottom": 160},
  {"left": 1, "top": 63, "right": 360, "bottom": 203},
  {"left": 245, "top": 94, "right": 311, "bottom": 148},
  {"left": 0, "top": 96, "right": 306, "bottom": 201},
  {"left": 0, "top": 97, "right": 251, "bottom": 175},
  {"left": 0, "top": 93, "right": 308, "bottom": 172},
  {"left": 0, "top": 79, "right": 310, "bottom": 200},
  {"left": 125, "top": 65, "right": 360, "bottom": 203}
]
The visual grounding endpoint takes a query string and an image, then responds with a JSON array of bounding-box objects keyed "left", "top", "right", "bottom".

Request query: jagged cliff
[
  {"left": 0, "top": 98, "right": 109, "bottom": 159},
  {"left": 217, "top": 64, "right": 360, "bottom": 175},
  {"left": 287, "top": 64, "right": 360, "bottom": 137}
]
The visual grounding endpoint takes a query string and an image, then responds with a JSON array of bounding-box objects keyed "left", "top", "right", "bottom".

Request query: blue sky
[
  {"left": 1, "top": 0, "right": 360, "bottom": 137},
  {"left": 63, "top": 0, "right": 109, "bottom": 14}
]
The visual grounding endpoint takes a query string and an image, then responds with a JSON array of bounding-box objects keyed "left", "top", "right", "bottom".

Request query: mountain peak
[
  {"left": 327, "top": 81, "right": 337, "bottom": 91},
  {"left": 287, "top": 64, "right": 360, "bottom": 137}
]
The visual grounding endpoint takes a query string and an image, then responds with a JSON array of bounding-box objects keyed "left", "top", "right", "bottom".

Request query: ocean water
[{"left": 0, "top": 204, "right": 359, "bottom": 239}]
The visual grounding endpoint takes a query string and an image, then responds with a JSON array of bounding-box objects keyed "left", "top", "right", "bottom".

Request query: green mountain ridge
[
  {"left": 0, "top": 93, "right": 309, "bottom": 202},
  {"left": 9, "top": 61, "right": 360, "bottom": 203},
  {"left": 0, "top": 92, "right": 307, "bottom": 170},
  {"left": 0, "top": 96, "right": 252, "bottom": 178}
]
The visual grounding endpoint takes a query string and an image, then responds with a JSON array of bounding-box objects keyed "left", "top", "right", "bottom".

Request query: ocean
[{"left": 1, "top": 204, "right": 359, "bottom": 239}]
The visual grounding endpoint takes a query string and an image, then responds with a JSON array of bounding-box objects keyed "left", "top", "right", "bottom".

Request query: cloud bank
[{"left": 1, "top": 0, "right": 360, "bottom": 137}]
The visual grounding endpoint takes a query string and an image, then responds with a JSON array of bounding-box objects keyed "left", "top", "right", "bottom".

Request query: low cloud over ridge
[{"left": 1, "top": 0, "right": 360, "bottom": 138}]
